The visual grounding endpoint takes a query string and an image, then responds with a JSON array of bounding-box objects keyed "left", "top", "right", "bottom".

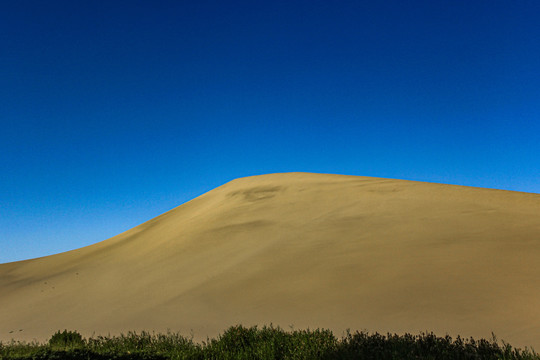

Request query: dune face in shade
[{"left": 1, "top": 173, "right": 539, "bottom": 348}]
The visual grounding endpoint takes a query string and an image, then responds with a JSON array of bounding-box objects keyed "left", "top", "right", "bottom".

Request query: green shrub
[
  {"left": 48, "top": 329, "right": 85, "bottom": 349},
  {"left": 1, "top": 326, "right": 538, "bottom": 360}
]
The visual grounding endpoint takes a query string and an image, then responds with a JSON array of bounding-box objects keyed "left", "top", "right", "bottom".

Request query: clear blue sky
[{"left": 1, "top": 1, "right": 539, "bottom": 263}]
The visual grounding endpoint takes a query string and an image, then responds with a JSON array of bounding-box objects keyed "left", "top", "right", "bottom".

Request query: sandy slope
[{"left": 1, "top": 173, "right": 539, "bottom": 348}]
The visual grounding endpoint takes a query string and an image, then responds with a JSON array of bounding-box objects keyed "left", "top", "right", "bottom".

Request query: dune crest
[{"left": 1, "top": 173, "right": 539, "bottom": 348}]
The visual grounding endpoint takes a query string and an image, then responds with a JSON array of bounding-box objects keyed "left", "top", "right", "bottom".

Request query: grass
[{"left": 1, "top": 325, "right": 538, "bottom": 359}]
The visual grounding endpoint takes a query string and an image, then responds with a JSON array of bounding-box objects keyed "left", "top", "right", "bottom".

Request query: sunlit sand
[{"left": 1, "top": 173, "right": 539, "bottom": 348}]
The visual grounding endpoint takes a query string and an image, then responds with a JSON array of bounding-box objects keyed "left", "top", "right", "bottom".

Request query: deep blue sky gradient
[{"left": 1, "top": 1, "right": 539, "bottom": 263}]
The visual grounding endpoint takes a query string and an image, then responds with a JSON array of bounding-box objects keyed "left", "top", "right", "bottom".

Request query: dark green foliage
[
  {"left": 336, "top": 331, "right": 512, "bottom": 359},
  {"left": 48, "top": 330, "right": 85, "bottom": 349},
  {"left": 1, "top": 325, "right": 538, "bottom": 360},
  {"left": 202, "top": 325, "right": 338, "bottom": 359},
  {"left": 85, "top": 331, "right": 200, "bottom": 360}
]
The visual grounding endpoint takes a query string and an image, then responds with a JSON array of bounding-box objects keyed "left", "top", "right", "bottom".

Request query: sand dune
[{"left": 1, "top": 173, "right": 539, "bottom": 348}]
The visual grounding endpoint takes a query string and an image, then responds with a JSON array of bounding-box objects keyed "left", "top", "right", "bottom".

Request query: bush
[
  {"left": 1, "top": 326, "right": 538, "bottom": 359},
  {"left": 48, "top": 330, "right": 85, "bottom": 349}
]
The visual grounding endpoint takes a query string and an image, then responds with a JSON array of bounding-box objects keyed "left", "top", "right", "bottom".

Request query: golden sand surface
[{"left": 1, "top": 173, "right": 539, "bottom": 348}]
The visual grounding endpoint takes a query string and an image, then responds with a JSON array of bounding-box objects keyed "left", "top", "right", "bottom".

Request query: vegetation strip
[{"left": 1, "top": 326, "right": 538, "bottom": 359}]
